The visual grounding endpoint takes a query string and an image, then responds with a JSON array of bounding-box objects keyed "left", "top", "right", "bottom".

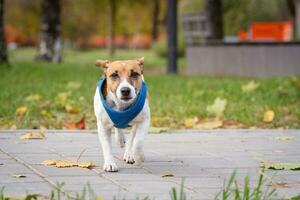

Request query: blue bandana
[{"left": 98, "top": 76, "right": 147, "bottom": 129}]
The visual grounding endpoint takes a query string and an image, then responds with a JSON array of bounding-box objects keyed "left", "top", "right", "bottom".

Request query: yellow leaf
[
  {"left": 207, "top": 97, "right": 227, "bottom": 117},
  {"left": 16, "top": 106, "right": 28, "bottom": 116},
  {"left": 65, "top": 104, "right": 80, "bottom": 114},
  {"left": 96, "top": 197, "right": 105, "bottom": 200},
  {"left": 263, "top": 110, "right": 275, "bottom": 122},
  {"left": 66, "top": 81, "right": 81, "bottom": 89},
  {"left": 55, "top": 92, "right": 70, "bottom": 106},
  {"left": 20, "top": 132, "right": 46, "bottom": 140},
  {"left": 242, "top": 81, "right": 260, "bottom": 92},
  {"left": 195, "top": 119, "right": 223, "bottom": 129},
  {"left": 160, "top": 172, "right": 174, "bottom": 177},
  {"left": 77, "top": 162, "right": 95, "bottom": 168},
  {"left": 274, "top": 136, "right": 294, "bottom": 141},
  {"left": 55, "top": 160, "right": 77, "bottom": 168},
  {"left": 41, "top": 110, "right": 52, "bottom": 118},
  {"left": 42, "top": 160, "right": 57, "bottom": 165},
  {"left": 41, "top": 160, "right": 95, "bottom": 169},
  {"left": 183, "top": 117, "right": 198, "bottom": 128},
  {"left": 25, "top": 94, "right": 41, "bottom": 101}
]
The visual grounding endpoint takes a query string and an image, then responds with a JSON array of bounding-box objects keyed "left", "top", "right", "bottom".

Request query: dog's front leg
[
  {"left": 97, "top": 122, "right": 118, "bottom": 172},
  {"left": 132, "top": 120, "right": 150, "bottom": 165},
  {"left": 123, "top": 125, "right": 137, "bottom": 164}
]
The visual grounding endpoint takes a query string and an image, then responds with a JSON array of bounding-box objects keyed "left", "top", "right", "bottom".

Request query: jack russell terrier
[{"left": 94, "top": 57, "right": 150, "bottom": 172}]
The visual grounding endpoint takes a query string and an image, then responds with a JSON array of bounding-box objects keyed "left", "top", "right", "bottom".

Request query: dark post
[
  {"left": 167, "top": 0, "right": 177, "bottom": 74},
  {"left": 0, "top": 0, "right": 8, "bottom": 64},
  {"left": 152, "top": 0, "right": 160, "bottom": 41}
]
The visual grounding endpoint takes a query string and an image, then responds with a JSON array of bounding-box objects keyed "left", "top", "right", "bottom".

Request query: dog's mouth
[{"left": 120, "top": 97, "right": 133, "bottom": 101}]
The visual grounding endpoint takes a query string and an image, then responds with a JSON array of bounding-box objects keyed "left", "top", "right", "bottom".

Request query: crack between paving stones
[{"left": 0, "top": 148, "right": 77, "bottom": 199}]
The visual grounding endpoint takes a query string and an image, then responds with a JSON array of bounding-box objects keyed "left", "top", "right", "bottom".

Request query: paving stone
[{"left": 1, "top": 130, "right": 300, "bottom": 199}]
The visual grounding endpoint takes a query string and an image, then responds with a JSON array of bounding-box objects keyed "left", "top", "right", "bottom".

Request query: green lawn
[{"left": 0, "top": 48, "right": 299, "bottom": 129}]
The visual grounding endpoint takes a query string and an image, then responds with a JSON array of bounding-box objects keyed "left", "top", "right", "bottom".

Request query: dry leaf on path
[
  {"left": 261, "top": 162, "right": 300, "bottom": 170},
  {"left": 11, "top": 173, "right": 26, "bottom": 178},
  {"left": 195, "top": 118, "right": 223, "bottom": 129},
  {"left": 160, "top": 172, "right": 174, "bottom": 177},
  {"left": 20, "top": 132, "right": 46, "bottom": 140},
  {"left": 16, "top": 106, "right": 28, "bottom": 116},
  {"left": 42, "top": 159, "right": 95, "bottom": 169},
  {"left": 263, "top": 110, "right": 275, "bottom": 122},
  {"left": 207, "top": 97, "right": 227, "bottom": 117},
  {"left": 25, "top": 94, "right": 41, "bottom": 101},
  {"left": 274, "top": 136, "right": 295, "bottom": 141},
  {"left": 242, "top": 81, "right": 260, "bottom": 92},
  {"left": 149, "top": 127, "right": 170, "bottom": 133}
]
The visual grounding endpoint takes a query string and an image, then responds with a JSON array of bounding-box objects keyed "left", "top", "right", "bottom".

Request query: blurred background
[{"left": 0, "top": 0, "right": 299, "bottom": 130}]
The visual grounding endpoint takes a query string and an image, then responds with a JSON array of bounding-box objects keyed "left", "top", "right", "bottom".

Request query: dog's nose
[{"left": 121, "top": 87, "right": 131, "bottom": 97}]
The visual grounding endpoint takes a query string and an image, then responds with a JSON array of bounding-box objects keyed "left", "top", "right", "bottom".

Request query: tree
[
  {"left": 0, "top": 0, "right": 7, "bottom": 64},
  {"left": 205, "top": 0, "right": 223, "bottom": 41},
  {"left": 167, "top": 0, "right": 177, "bottom": 74},
  {"left": 108, "top": 0, "right": 116, "bottom": 57},
  {"left": 36, "top": 0, "right": 62, "bottom": 63},
  {"left": 152, "top": 0, "right": 160, "bottom": 41}
]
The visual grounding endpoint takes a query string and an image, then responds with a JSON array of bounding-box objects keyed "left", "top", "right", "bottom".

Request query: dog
[{"left": 94, "top": 57, "right": 150, "bottom": 172}]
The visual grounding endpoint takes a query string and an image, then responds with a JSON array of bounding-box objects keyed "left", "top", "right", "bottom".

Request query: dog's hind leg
[{"left": 115, "top": 128, "right": 125, "bottom": 148}]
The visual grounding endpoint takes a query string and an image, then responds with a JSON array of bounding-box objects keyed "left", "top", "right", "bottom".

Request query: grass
[
  {"left": 0, "top": 48, "right": 299, "bottom": 129},
  {"left": 1, "top": 170, "right": 299, "bottom": 200}
]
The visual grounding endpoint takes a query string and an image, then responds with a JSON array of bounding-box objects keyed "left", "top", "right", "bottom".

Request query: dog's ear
[
  {"left": 95, "top": 60, "right": 110, "bottom": 70},
  {"left": 136, "top": 57, "right": 144, "bottom": 67}
]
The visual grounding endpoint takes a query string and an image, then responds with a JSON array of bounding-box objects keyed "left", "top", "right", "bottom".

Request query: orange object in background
[
  {"left": 238, "top": 30, "right": 247, "bottom": 42},
  {"left": 238, "top": 21, "right": 293, "bottom": 42}
]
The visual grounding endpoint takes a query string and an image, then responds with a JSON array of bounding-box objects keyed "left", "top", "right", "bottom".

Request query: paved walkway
[{"left": 0, "top": 130, "right": 299, "bottom": 200}]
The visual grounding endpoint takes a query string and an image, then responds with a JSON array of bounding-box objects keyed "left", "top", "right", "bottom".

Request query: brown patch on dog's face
[{"left": 96, "top": 58, "right": 144, "bottom": 96}]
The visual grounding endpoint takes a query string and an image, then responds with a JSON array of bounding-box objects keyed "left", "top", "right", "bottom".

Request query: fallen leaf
[
  {"left": 55, "top": 160, "right": 77, "bottom": 168},
  {"left": 261, "top": 162, "right": 300, "bottom": 170},
  {"left": 77, "top": 162, "right": 95, "bottom": 168},
  {"left": 96, "top": 197, "right": 105, "bottom": 200},
  {"left": 20, "top": 132, "right": 46, "bottom": 140},
  {"left": 16, "top": 106, "right": 28, "bottom": 116},
  {"left": 55, "top": 92, "right": 70, "bottom": 106},
  {"left": 207, "top": 97, "right": 227, "bottom": 117},
  {"left": 65, "top": 117, "right": 85, "bottom": 129},
  {"left": 161, "top": 172, "right": 174, "bottom": 177},
  {"left": 263, "top": 110, "right": 275, "bottom": 122},
  {"left": 149, "top": 127, "right": 170, "bottom": 133},
  {"left": 274, "top": 136, "right": 295, "bottom": 141},
  {"left": 195, "top": 118, "right": 223, "bottom": 129},
  {"left": 11, "top": 173, "right": 26, "bottom": 178},
  {"left": 25, "top": 94, "right": 41, "bottom": 101},
  {"left": 65, "top": 104, "right": 80, "bottom": 114},
  {"left": 183, "top": 117, "right": 198, "bottom": 128},
  {"left": 66, "top": 81, "right": 81, "bottom": 89},
  {"left": 41, "top": 160, "right": 57, "bottom": 165},
  {"left": 242, "top": 81, "right": 260, "bottom": 92},
  {"left": 41, "top": 110, "right": 52, "bottom": 118},
  {"left": 41, "top": 160, "right": 95, "bottom": 169}
]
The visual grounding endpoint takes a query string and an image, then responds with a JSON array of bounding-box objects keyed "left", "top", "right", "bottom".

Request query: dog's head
[{"left": 96, "top": 58, "right": 144, "bottom": 107}]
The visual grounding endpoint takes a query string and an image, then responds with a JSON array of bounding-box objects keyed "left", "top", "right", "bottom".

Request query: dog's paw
[
  {"left": 123, "top": 151, "right": 135, "bottom": 164},
  {"left": 134, "top": 152, "right": 145, "bottom": 165},
  {"left": 103, "top": 162, "right": 118, "bottom": 172}
]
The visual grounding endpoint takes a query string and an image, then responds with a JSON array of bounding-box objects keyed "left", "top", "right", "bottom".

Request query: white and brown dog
[{"left": 94, "top": 57, "right": 150, "bottom": 172}]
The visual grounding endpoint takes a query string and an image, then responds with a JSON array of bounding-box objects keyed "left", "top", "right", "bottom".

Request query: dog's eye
[
  {"left": 109, "top": 73, "right": 119, "bottom": 80},
  {"left": 130, "top": 72, "right": 140, "bottom": 78}
]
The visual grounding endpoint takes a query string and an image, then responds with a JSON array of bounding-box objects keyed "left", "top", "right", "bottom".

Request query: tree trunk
[
  {"left": 205, "top": 0, "right": 223, "bottom": 42},
  {"left": 152, "top": 0, "right": 160, "bottom": 41},
  {"left": 0, "top": 0, "right": 8, "bottom": 64},
  {"left": 167, "top": 0, "right": 177, "bottom": 74},
  {"left": 108, "top": 0, "right": 116, "bottom": 57},
  {"left": 294, "top": 0, "right": 300, "bottom": 40},
  {"left": 36, "top": 0, "right": 62, "bottom": 63}
]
